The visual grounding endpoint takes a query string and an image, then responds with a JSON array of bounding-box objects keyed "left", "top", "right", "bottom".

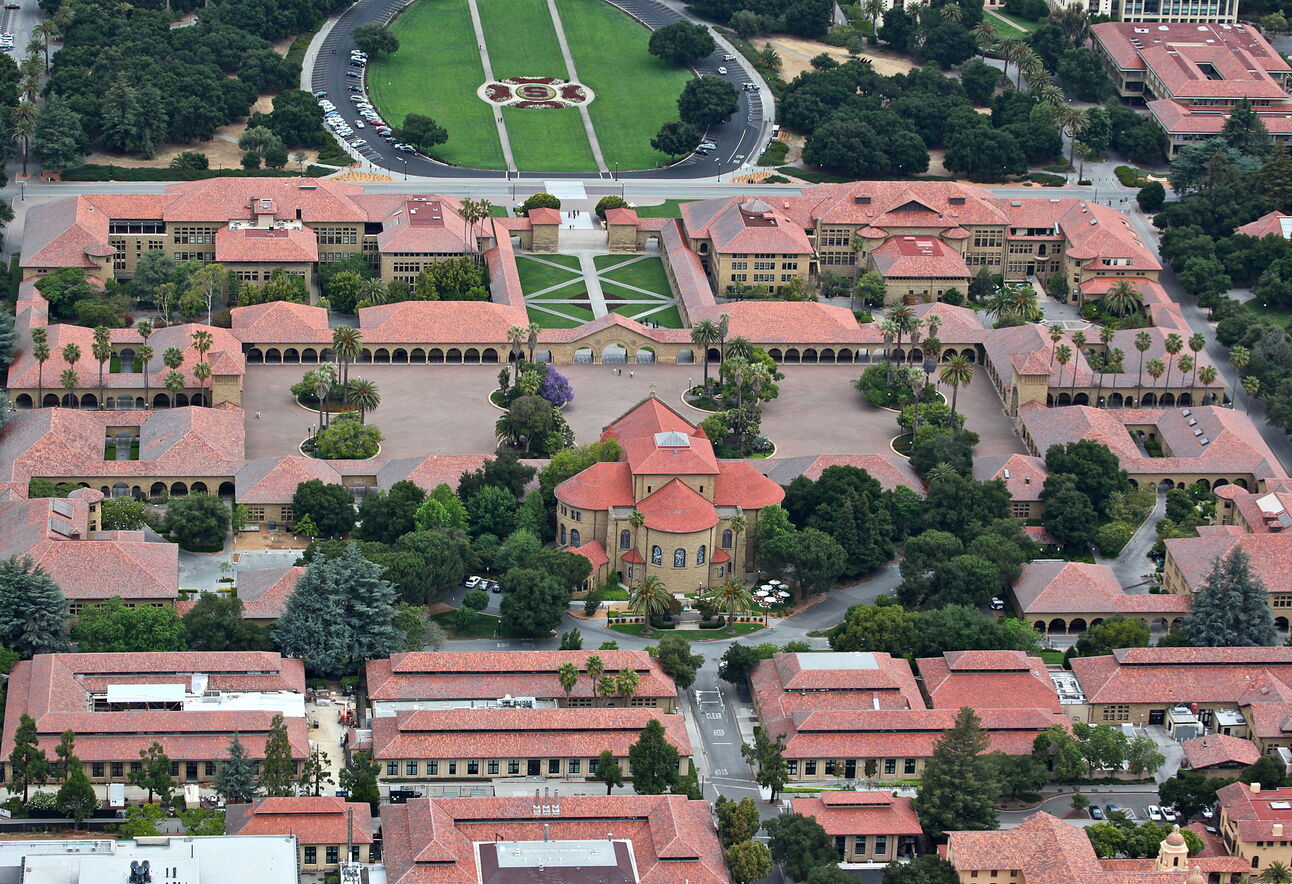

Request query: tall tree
[
  {"left": 7, "top": 713, "right": 49, "bottom": 802},
  {"left": 299, "top": 748, "right": 334, "bottom": 797},
  {"left": 594, "top": 750, "right": 623, "bottom": 794},
  {"left": 914, "top": 707, "right": 1000, "bottom": 834},
  {"left": 1184, "top": 547, "right": 1278, "bottom": 647},
  {"left": 0, "top": 556, "right": 70, "bottom": 657},
  {"left": 741, "top": 727, "right": 789, "bottom": 803},
  {"left": 56, "top": 760, "right": 98, "bottom": 825},
  {"left": 764, "top": 812, "right": 836, "bottom": 882},
  {"left": 129, "top": 741, "right": 175, "bottom": 805},
  {"left": 339, "top": 750, "right": 381, "bottom": 811},
  {"left": 627, "top": 719, "right": 679, "bottom": 795},
  {"left": 213, "top": 735, "right": 258, "bottom": 804},
  {"left": 31, "top": 95, "right": 86, "bottom": 170},
  {"left": 258, "top": 714, "right": 296, "bottom": 797},
  {"left": 715, "top": 795, "right": 762, "bottom": 848}
]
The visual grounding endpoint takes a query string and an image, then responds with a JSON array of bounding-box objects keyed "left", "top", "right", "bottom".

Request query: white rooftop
[
  {"left": 795, "top": 652, "right": 878, "bottom": 670},
  {"left": 493, "top": 840, "right": 622, "bottom": 869},
  {"left": 0, "top": 837, "right": 297, "bottom": 884}
]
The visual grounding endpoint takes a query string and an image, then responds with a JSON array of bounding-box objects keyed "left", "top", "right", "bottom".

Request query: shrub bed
[
  {"left": 1114, "top": 165, "right": 1152, "bottom": 187},
  {"left": 1029, "top": 172, "right": 1065, "bottom": 186},
  {"left": 61, "top": 165, "right": 329, "bottom": 181},
  {"left": 757, "top": 141, "right": 789, "bottom": 166}
]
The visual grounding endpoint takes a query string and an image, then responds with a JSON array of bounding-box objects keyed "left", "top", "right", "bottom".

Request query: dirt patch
[
  {"left": 83, "top": 94, "right": 323, "bottom": 170},
  {"left": 757, "top": 34, "right": 919, "bottom": 80},
  {"left": 426, "top": 601, "right": 455, "bottom": 616},
  {"left": 232, "top": 530, "right": 310, "bottom": 552}
]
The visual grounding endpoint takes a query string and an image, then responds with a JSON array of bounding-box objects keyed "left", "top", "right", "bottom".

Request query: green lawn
[
  {"left": 489, "top": 205, "right": 510, "bottom": 217},
  {"left": 612, "top": 302, "right": 683, "bottom": 327},
  {"left": 527, "top": 302, "right": 595, "bottom": 328},
  {"left": 430, "top": 610, "right": 530, "bottom": 639},
  {"left": 532, "top": 282, "right": 589, "bottom": 300},
  {"left": 516, "top": 255, "right": 582, "bottom": 293},
  {"left": 368, "top": 0, "right": 506, "bottom": 169},
  {"left": 985, "top": 9, "right": 1034, "bottom": 37},
  {"left": 593, "top": 254, "right": 640, "bottom": 271},
  {"left": 478, "top": 0, "right": 597, "bottom": 171},
  {"left": 633, "top": 199, "right": 696, "bottom": 218},
  {"left": 1039, "top": 649, "right": 1065, "bottom": 666},
  {"left": 1245, "top": 301, "right": 1292, "bottom": 324},
  {"left": 555, "top": 0, "right": 693, "bottom": 171},
  {"left": 600, "top": 257, "right": 671, "bottom": 294}
]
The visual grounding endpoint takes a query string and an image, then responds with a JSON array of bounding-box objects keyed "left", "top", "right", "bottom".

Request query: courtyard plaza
[{"left": 241, "top": 362, "right": 1026, "bottom": 460}]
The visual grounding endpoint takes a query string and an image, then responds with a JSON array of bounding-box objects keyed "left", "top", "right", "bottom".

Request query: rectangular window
[
  {"left": 754, "top": 261, "right": 776, "bottom": 271},
  {"left": 730, "top": 273, "right": 747, "bottom": 283},
  {"left": 448, "top": 762, "right": 457, "bottom": 775},
  {"left": 730, "top": 261, "right": 747, "bottom": 270},
  {"left": 131, "top": 761, "right": 142, "bottom": 773},
  {"left": 425, "top": 760, "right": 437, "bottom": 775},
  {"left": 825, "top": 760, "right": 837, "bottom": 776},
  {"left": 820, "top": 228, "right": 852, "bottom": 247},
  {"left": 1102, "top": 705, "right": 1130, "bottom": 722},
  {"left": 326, "top": 847, "right": 339, "bottom": 865},
  {"left": 569, "top": 759, "right": 581, "bottom": 774},
  {"left": 874, "top": 836, "right": 888, "bottom": 856},
  {"left": 972, "top": 231, "right": 1003, "bottom": 249},
  {"left": 111, "top": 762, "right": 124, "bottom": 778},
  {"left": 110, "top": 220, "right": 165, "bottom": 235},
  {"left": 92, "top": 763, "right": 104, "bottom": 778},
  {"left": 884, "top": 759, "right": 896, "bottom": 775},
  {"left": 788, "top": 761, "right": 798, "bottom": 775},
  {"left": 468, "top": 761, "right": 479, "bottom": 775},
  {"left": 548, "top": 759, "right": 561, "bottom": 774},
  {"left": 488, "top": 761, "right": 499, "bottom": 775},
  {"left": 781, "top": 274, "right": 795, "bottom": 282},
  {"left": 170, "top": 762, "right": 179, "bottom": 776},
  {"left": 753, "top": 273, "right": 775, "bottom": 283},
  {"left": 509, "top": 760, "right": 520, "bottom": 775},
  {"left": 387, "top": 762, "right": 399, "bottom": 776},
  {"left": 304, "top": 847, "right": 317, "bottom": 865},
  {"left": 172, "top": 226, "right": 217, "bottom": 245},
  {"left": 805, "top": 760, "right": 817, "bottom": 775},
  {"left": 781, "top": 262, "right": 798, "bottom": 270},
  {"left": 406, "top": 761, "right": 418, "bottom": 776},
  {"left": 904, "top": 758, "right": 917, "bottom": 774},
  {"left": 854, "top": 837, "right": 867, "bottom": 857}
]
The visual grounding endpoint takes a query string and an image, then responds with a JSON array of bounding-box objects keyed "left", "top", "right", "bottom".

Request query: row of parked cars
[
  {"left": 1090, "top": 803, "right": 1216, "bottom": 823},
  {"left": 465, "top": 575, "right": 502, "bottom": 593},
  {"left": 316, "top": 50, "right": 419, "bottom": 156}
]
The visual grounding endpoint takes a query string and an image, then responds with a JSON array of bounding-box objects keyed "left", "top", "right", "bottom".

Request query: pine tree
[
  {"left": 213, "top": 735, "right": 258, "bottom": 804},
  {"left": 7, "top": 713, "right": 49, "bottom": 802},
  {"left": 1229, "top": 548, "right": 1277, "bottom": 646},
  {"left": 1184, "top": 552, "right": 1248, "bottom": 647},
  {"left": 298, "top": 748, "right": 334, "bottom": 796},
  {"left": 0, "top": 556, "right": 70, "bottom": 657},
  {"left": 339, "top": 750, "right": 381, "bottom": 811},
  {"left": 1261, "top": 141, "right": 1292, "bottom": 212},
  {"left": 258, "top": 714, "right": 296, "bottom": 797},
  {"left": 627, "top": 719, "right": 679, "bottom": 795},
  {"left": 56, "top": 761, "right": 98, "bottom": 825},
  {"left": 129, "top": 742, "right": 175, "bottom": 805},
  {"left": 273, "top": 554, "right": 350, "bottom": 676},
  {"left": 914, "top": 707, "right": 1000, "bottom": 835},
  {"left": 334, "top": 544, "right": 402, "bottom": 664}
]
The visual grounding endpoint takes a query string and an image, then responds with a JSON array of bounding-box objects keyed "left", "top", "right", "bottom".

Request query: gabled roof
[
  {"left": 636, "top": 479, "right": 719, "bottom": 533},
  {"left": 917, "top": 650, "right": 1060, "bottom": 713},
  {"left": 234, "top": 456, "right": 342, "bottom": 505},
  {"left": 226, "top": 797, "right": 375, "bottom": 845},
  {"left": 231, "top": 301, "right": 332, "bottom": 344},
  {"left": 1012, "top": 561, "right": 1191, "bottom": 616},
  {"left": 790, "top": 793, "right": 922, "bottom": 837},
  {"left": 1181, "top": 734, "right": 1260, "bottom": 770}
]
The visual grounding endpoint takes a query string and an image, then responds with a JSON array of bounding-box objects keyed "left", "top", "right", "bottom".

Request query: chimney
[
  {"left": 552, "top": 790, "right": 560, "bottom": 816},
  {"left": 534, "top": 789, "right": 542, "bottom": 814},
  {"left": 1254, "top": 783, "right": 1263, "bottom": 793},
  {"left": 543, "top": 824, "right": 550, "bottom": 842}
]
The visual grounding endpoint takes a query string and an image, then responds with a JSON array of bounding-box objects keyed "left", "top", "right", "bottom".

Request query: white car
[
  {"left": 1146, "top": 805, "right": 1163, "bottom": 822},
  {"left": 717, "top": 66, "right": 727, "bottom": 74},
  {"left": 465, "top": 575, "right": 483, "bottom": 589},
  {"left": 990, "top": 596, "right": 1006, "bottom": 610},
  {"left": 354, "top": 120, "right": 365, "bottom": 128},
  {"left": 1161, "top": 807, "right": 1177, "bottom": 823}
]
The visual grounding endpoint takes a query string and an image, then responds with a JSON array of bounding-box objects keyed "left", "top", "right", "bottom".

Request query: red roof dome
[{"left": 637, "top": 479, "right": 719, "bottom": 534}]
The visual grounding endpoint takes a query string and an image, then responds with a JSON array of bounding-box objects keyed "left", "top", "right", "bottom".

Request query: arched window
[
  {"left": 697, "top": 545, "right": 706, "bottom": 564},
  {"left": 570, "top": 529, "right": 581, "bottom": 547},
  {"left": 560, "top": 524, "right": 566, "bottom": 545},
  {"left": 651, "top": 545, "right": 662, "bottom": 566},
  {"left": 620, "top": 530, "right": 631, "bottom": 549},
  {"left": 722, "top": 529, "right": 733, "bottom": 549},
  {"left": 674, "top": 548, "right": 686, "bottom": 568}
]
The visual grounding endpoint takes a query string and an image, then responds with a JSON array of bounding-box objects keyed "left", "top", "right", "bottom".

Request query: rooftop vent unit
[
  {"left": 1193, "top": 428, "right": 1203, "bottom": 436},
  {"left": 853, "top": 196, "right": 871, "bottom": 205},
  {"left": 949, "top": 196, "right": 966, "bottom": 206},
  {"left": 1200, "top": 438, "right": 1210, "bottom": 445},
  {"left": 1003, "top": 469, "right": 1011, "bottom": 479},
  {"left": 1182, "top": 408, "right": 1192, "bottom": 416},
  {"left": 1187, "top": 418, "right": 1197, "bottom": 426}
]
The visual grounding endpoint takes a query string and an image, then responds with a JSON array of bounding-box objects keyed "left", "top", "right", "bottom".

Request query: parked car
[
  {"left": 1161, "top": 807, "right": 1177, "bottom": 823},
  {"left": 722, "top": 53, "right": 735, "bottom": 60},
  {"left": 990, "top": 597, "right": 1006, "bottom": 610},
  {"left": 465, "top": 575, "right": 482, "bottom": 589},
  {"left": 1146, "top": 805, "right": 1163, "bottom": 822},
  {"left": 348, "top": 85, "right": 362, "bottom": 92},
  {"left": 346, "top": 71, "right": 361, "bottom": 79},
  {"left": 1105, "top": 804, "right": 1124, "bottom": 818},
  {"left": 489, "top": 580, "right": 502, "bottom": 593},
  {"left": 313, "top": 91, "right": 327, "bottom": 99},
  {"left": 717, "top": 66, "right": 727, "bottom": 74},
  {"left": 1088, "top": 806, "right": 1104, "bottom": 820},
  {"left": 1201, "top": 805, "right": 1215, "bottom": 819},
  {"left": 395, "top": 143, "right": 416, "bottom": 152}
]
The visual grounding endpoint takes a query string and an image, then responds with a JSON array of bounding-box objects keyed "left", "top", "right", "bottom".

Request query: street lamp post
[{"left": 400, "top": 157, "right": 407, "bottom": 181}]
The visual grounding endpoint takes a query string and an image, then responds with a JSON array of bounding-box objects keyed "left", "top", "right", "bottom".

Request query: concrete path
[
  {"left": 1097, "top": 488, "right": 1166, "bottom": 591},
  {"left": 576, "top": 253, "right": 609, "bottom": 317},
  {"left": 544, "top": 0, "right": 609, "bottom": 174},
  {"left": 464, "top": 0, "right": 518, "bottom": 172}
]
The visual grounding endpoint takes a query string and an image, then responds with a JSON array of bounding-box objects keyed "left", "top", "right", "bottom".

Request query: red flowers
[{"left": 477, "top": 76, "right": 594, "bottom": 108}]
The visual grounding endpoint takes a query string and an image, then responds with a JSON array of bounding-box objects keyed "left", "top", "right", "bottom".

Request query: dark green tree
[
  {"left": 162, "top": 494, "right": 231, "bottom": 551},
  {"left": 718, "top": 642, "right": 767, "bottom": 688},
  {"left": 56, "top": 761, "right": 98, "bottom": 824},
  {"left": 654, "top": 635, "right": 704, "bottom": 690},
  {"left": 1074, "top": 617, "right": 1150, "bottom": 657},
  {"left": 741, "top": 726, "right": 788, "bottom": 802},
  {"left": 593, "top": 750, "right": 623, "bottom": 794},
  {"left": 352, "top": 23, "right": 399, "bottom": 58},
  {"left": 726, "top": 840, "right": 773, "bottom": 884},
  {"left": 764, "top": 812, "right": 836, "bottom": 882},
  {"left": 651, "top": 120, "right": 702, "bottom": 158},
  {"left": 339, "top": 750, "right": 381, "bottom": 811},
  {"left": 628, "top": 718, "right": 680, "bottom": 795},
  {"left": 257, "top": 714, "right": 296, "bottom": 797},
  {"left": 8, "top": 713, "right": 49, "bottom": 802},
  {"left": 677, "top": 76, "right": 740, "bottom": 128},
  {"left": 1044, "top": 441, "right": 1130, "bottom": 517},
  {"left": 292, "top": 479, "right": 356, "bottom": 538},
  {"left": 183, "top": 594, "right": 271, "bottom": 651},
  {"left": 71, "top": 597, "right": 186, "bottom": 653},
  {"left": 648, "top": 22, "right": 716, "bottom": 64},
  {"left": 397, "top": 114, "right": 448, "bottom": 154},
  {"left": 0, "top": 557, "right": 69, "bottom": 657},
  {"left": 129, "top": 741, "right": 175, "bottom": 805},
  {"left": 913, "top": 707, "right": 1000, "bottom": 834},
  {"left": 715, "top": 795, "right": 762, "bottom": 848},
  {"left": 31, "top": 95, "right": 86, "bottom": 170},
  {"left": 1159, "top": 770, "right": 1226, "bottom": 820},
  {"left": 758, "top": 528, "right": 847, "bottom": 595},
  {"left": 827, "top": 601, "right": 921, "bottom": 654},
  {"left": 883, "top": 855, "right": 959, "bottom": 884},
  {"left": 1184, "top": 547, "right": 1278, "bottom": 647},
  {"left": 213, "top": 735, "right": 258, "bottom": 804},
  {"left": 499, "top": 567, "right": 567, "bottom": 637}
]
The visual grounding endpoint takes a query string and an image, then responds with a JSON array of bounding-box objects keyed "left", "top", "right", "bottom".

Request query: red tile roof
[
  {"left": 215, "top": 225, "right": 318, "bottom": 264},
  {"left": 973, "top": 454, "right": 1047, "bottom": 501},
  {"left": 946, "top": 812, "right": 1105, "bottom": 882},
  {"left": 366, "top": 651, "right": 679, "bottom": 702},
  {"left": 369, "top": 708, "right": 691, "bottom": 761},
  {"left": 1218, "top": 781, "right": 1292, "bottom": 841},
  {"left": 231, "top": 567, "right": 304, "bottom": 620},
  {"left": 1071, "top": 647, "right": 1292, "bottom": 705},
  {"left": 1238, "top": 211, "right": 1292, "bottom": 239},
  {"left": 790, "top": 792, "right": 922, "bottom": 837},
  {"left": 761, "top": 454, "right": 925, "bottom": 494},
  {"left": 231, "top": 301, "right": 333, "bottom": 344},
  {"left": 870, "top": 236, "right": 970, "bottom": 279},
  {"left": 1093, "top": 22, "right": 1289, "bottom": 100},
  {"left": 636, "top": 479, "right": 720, "bottom": 533},
  {"left": 569, "top": 540, "right": 609, "bottom": 570},
  {"left": 691, "top": 301, "right": 869, "bottom": 345},
  {"left": 226, "top": 797, "right": 375, "bottom": 844},
  {"left": 1012, "top": 561, "right": 1191, "bottom": 617},
  {"left": 234, "top": 456, "right": 343, "bottom": 505},
  {"left": 381, "top": 795, "right": 728, "bottom": 884},
  {"left": 1165, "top": 532, "right": 1292, "bottom": 596},
  {"left": 358, "top": 300, "right": 527, "bottom": 345},
  {"left": 713, "top": 461, "right": 785, "bottom": 508},
  {"left": 1181, "top": 734, "right": 1260, "bottom": 770},
  {"left": 917, "top": 651, "right": 1060, "bottom": 713},
  {"left": 680, "top": 197, "right": 813, "bottom": 255},
  {"left": 1, "top": 652, "right": 308, "bottom": 764},
  {"left": 376, "top": 455, "right": 498, "bottom": 494},
  {"left": 554, "top": 461, "right": 635, "bottom": 510}
]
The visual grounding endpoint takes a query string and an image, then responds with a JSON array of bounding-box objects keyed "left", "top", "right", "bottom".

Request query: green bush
[
  {"left": 757, "top": 141, "right": 789, "bottom": 166},
  {"left": 1114, "top": 165, "right": 1151, "bottom": 187},
  {"left": 1028, "top": 172, "right": 1066, "bottom": 186},
  {"left": 762, "top": 174, "right": 791, "bottom": 183},
  {"left": 1095, "top": 522, "right": 1134, "bottom": 557},
  {"left": 60, "top": 165, "right": 328, "bottom": 181},
  {"left": 316, "top": 141, "right": 352, "bottom": 165}
]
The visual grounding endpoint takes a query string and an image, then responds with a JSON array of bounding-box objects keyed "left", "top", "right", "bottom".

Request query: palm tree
[
  {"left": 973, "top": 20, "right": 995, "bottom": 59},
  {"left": 627, "top": 509, "right": 646, "bottom": 586},
  {"left": 1048, "top": 325, "right": 1064, "bottom": 366},
  {"left": 357, "top": 278, "right": 387, "bottom": 307},
  {"left": 585, "top": 654, "right": 605, "bottom": 699},
  {"left": 1230, "top": 344, "right": 1251, "bottom": 408},
  {"left": 506, "top": 324, "right": 528, "bottom": 381},
  {"left": 1163, "top": 332, "right": 1184, "bottom": 391},
  {"left": 1035, "top": 82, "right": 1065, "bottom": 109},
  {"left": 878, "top": 317, "right": 899, "bottom": 384},
  {"left": 1260, "top": 862, "right": 1292, "bottom": 884},
  {"left": 997, "top": 38, "right": 1023, "bottom": 86},
  {"left": 690, "top": 319, "right": 721, "bottom": 390},
  {"left": 1146, "top": 358, "right": 1165, "bottom": 400},
  {"left": 710, "top": 580, "right": 753, "bottom": 632},
  {"left": 940, "top": 353, "right": 974, "bottom": 418},
  {"left": 1188, "top": 333, "right": 1206, "bottom": 389},
  {"left": 726, "top": 336, "right": 755, "bottom": 362},
  {"left": 331, "top": 327, "right": 363, "bottom": 389},
  {"left": 91, "top": 326, "right": 112, "bottom": 410},
  {"left": 1017, "top": 47, "right": 1043, "bottom": 90},
  {"left": 557, "top": 662, "right": 579, "bottom": 698},
  {"left": 163, "top": 346, "right": 184, "bottom": 371},
  {"left": 1198, "top": 364, "right": 1218, "bottom": 403},
  {"left": 1060, "top": 107, "right": 1088, "bottom": 171},
  {"left": 456, "top": 198, "right": 494, "bottom": 261},
  {"left": 939, "top": 2, "right": 962, "bottom": 21},
  {"left": 137, "top": 343, "right": 154, "bottom": 407},
  {"left": 12, "top": 101, "right": 35, "bottom": 176},
  {"left": 61, "top": 342, "right": 81, "bottom": 385},
  {"left": 865, "top": 0, "right": 885, "bottom": 33},
  {"left": 1244, "top": 375, "right": 1261, "bottom": 404},
  {"left": 628, "top": 575, "right": 671, "bottom": 632},
  {"left": 31, "top": 326, "right": 48, "bottom": 407},
  {"left": 727, "top": 514, "right": 747, "bottom": 575},
  {"left": 1089, "top": 351, "right": 1106, "bottom": 407},
  {"left": 1055, "top": 344, "right": 1072, "bottom": 400},
  {"left": 1177, "top": 354, "right": 1195, "bottom": 399},
  {"left": 35, "top": 20, "right": 54, "bottom": 71},
  {"left": 525, "top": 322, "right": 541, "bottom": 363},
  {"left": 59, "top": 368, "right": 78, "bottom": 407},
  {"left": 1102, "top": 281, "right": 1143, "bottom": 318},
  {"left": 164, "top": 370, "right": 185, "bottom": 404},
  {"left": 193, "top": 362, "right": 211, "bottom": 406},
  {"left": 1133, "top": 331, "right": 1151, "bottom": 397},
  {"left": 191, "top": 328, "right": 212, "bottom": 361},
  {"left": 346, "top": 377, "right": 380, "bottom": 423},
  {"left": 886, "top": 303, "right": 921, "bottom": 365}
]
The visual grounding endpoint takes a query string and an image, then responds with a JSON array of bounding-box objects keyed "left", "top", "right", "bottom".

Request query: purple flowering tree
[{"left": 539, "top": 367, "right": 574, "bottom": 407}]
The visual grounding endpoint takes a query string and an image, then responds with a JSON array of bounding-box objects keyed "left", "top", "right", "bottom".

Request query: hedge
[
  {"left": 1114, "top": 165, "right": 1152, "bottom": 188},
  {"left": 60, "top": 165, "right": 331, "bottom": 181},
  {"left": 1028, "top": 172, "right": 1066, "bottom": 186}
]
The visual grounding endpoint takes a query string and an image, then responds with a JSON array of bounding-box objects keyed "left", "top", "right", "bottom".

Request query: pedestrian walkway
[
  {"left": 543, "top": 0, "right": 609, "bottom": 174},
  {"left": 464, "top": 0, "right": 518, "bottom": 172}
]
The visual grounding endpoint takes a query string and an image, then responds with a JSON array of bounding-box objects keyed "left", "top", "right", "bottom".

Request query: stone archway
[{"left": 602, "top": 343, "right": 628, "bottom": 364}]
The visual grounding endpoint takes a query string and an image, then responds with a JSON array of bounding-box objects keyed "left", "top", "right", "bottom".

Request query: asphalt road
[{"left": 308, "top": 0, "right": 770, "bottom": 178}]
